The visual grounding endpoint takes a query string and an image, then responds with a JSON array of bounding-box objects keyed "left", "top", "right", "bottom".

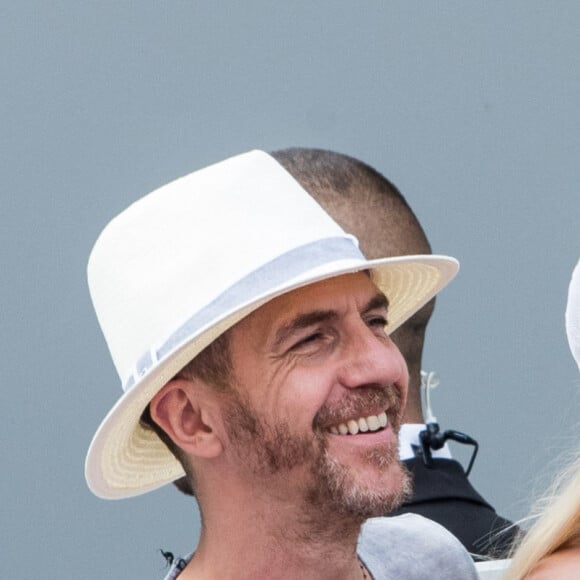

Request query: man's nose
[{"left": 336, "top": 323, "right": 407, "bottom": 393}]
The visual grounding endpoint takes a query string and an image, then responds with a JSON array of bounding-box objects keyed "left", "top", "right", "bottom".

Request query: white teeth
[
  {"left": 330, "top": 411, "right": 389, "bottom": 435},
  {"left": 378, "top": 412, "right": 388, "bottom": 427}
]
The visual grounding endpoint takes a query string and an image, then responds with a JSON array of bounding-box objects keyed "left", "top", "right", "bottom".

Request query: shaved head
[
  {"left": 271, "top": 148, "right": 434, "bottom": 422},
  {"left": 270, "top": 148, "right": 430, "bottom": 258}
]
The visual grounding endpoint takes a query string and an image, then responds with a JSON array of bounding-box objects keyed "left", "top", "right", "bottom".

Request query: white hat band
[{"left": 124, "top": 235, "right": 362, "bottom": 391}]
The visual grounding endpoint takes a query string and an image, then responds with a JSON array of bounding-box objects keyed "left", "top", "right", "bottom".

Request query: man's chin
[
  {"left": 347, "top": 459, "right": 411, "bottom": 518},
  {"left": 308, "top": 448, "right": 411, "bottom": 522}
]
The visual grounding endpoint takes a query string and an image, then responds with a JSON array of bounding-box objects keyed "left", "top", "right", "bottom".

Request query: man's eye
[
  {"left": 368, "top": 316, "right": 388, "bottom": 328},
  {"left": 291, "top": 332, "right": 323, "bottom": 350}
]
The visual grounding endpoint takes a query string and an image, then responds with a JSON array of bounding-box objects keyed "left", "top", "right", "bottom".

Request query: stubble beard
[{"left": 222, "top": 386, "right": 411, "bottom": 534}]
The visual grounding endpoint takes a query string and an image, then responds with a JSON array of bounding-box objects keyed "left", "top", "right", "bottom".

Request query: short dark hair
[
  {"left": 270, "top": 148, "right": 431, "bottom": 260},
  {"left": 270, "top": 147, "right": 411, "bottom": 210}
]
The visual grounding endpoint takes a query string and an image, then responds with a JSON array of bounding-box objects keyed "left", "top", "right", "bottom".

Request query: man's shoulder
[
  {"left": 359, "top": 512, "right": 467, "bottom": 547},
  {"left": 358, "top": 514, "right": 478, "bottom": 579}
]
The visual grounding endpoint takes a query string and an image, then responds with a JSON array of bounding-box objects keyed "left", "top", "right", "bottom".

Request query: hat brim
[{"left": 85, "top": 254, "right": 458, "bottom": 499}]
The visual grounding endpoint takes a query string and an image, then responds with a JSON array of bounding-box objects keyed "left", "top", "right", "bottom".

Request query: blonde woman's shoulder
[{"left": 527, "top": 547, "right": 580, "bottom": 579}]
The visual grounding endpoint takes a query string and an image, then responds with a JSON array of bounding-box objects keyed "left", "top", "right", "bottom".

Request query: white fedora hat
[{"left": 85, "top": 150, "right": 459, "bottom": 499}]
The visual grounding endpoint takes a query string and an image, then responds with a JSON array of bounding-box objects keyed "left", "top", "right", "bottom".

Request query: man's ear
[{"left": 149, "top": 378, "right": 224, "bottom": 459}]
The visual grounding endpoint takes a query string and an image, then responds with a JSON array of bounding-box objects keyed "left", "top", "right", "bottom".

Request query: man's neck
[{"left": 179, "top": 483, "right": 366, "bottom": 580}]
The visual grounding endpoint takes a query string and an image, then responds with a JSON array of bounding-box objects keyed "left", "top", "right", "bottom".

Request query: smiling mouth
[{"left": 328, "top": 411, "right": 388, "bottom": 435}]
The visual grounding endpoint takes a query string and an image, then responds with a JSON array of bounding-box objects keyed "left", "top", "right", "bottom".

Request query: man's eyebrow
[
  {"left": 364, "top": 293, "right": 389, "bottom": 314},
  {"left": 272, "top": 293, "right": 389, "bottom": 350},
  {"left": 273, "top": 310, "right": 338, "bottom": 350}
]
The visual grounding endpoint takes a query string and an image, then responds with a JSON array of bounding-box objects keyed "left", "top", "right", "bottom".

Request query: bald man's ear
[{"left": 149, "top": 379, "right": 224, "bottom": 459}]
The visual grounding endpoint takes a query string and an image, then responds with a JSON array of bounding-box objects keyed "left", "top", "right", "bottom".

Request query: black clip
[{"left": 419, "top": 422, "right": 479, "bottom": 476}]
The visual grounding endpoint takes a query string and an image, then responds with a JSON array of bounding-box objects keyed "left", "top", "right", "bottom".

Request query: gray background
[{"left": 2, "top": 2, "right": 579, "bottom": 578}]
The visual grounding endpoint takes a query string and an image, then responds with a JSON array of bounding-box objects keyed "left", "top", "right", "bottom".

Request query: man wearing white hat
[{"left": 85, "top": 150, "right": 477, "bottom": 579}]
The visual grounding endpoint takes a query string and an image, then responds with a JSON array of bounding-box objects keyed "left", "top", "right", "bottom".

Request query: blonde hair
[{"left": 504, "top": 451, "right": 580, "bottom": 579}]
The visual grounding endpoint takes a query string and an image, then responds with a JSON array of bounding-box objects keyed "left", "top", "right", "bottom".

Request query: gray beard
[{"left": 222, "top": 386, "right": 411, "bottom": 536}]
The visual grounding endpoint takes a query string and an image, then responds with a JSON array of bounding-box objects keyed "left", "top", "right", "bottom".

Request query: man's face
[{"left": 219, "top": 272, "right": 410, "bottom": 521}]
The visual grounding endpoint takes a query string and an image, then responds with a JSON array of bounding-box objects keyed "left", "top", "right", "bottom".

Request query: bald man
[{"left": 271, "top": 147, "right": 518, "bottom": 559}]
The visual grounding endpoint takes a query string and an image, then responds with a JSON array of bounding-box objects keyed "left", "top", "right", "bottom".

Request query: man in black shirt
[{"left": 272, "top": 147, "right": 518, "bottom": 559}]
